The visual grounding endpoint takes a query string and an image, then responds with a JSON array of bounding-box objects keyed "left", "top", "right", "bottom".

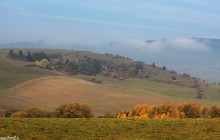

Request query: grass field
[{"left": 0, "top": 118, "right": 220, "bottom": 139}]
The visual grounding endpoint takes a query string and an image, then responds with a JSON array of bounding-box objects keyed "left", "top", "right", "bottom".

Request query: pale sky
[{"left": 1, "top": 0, "right": 220, "bottom": 43}]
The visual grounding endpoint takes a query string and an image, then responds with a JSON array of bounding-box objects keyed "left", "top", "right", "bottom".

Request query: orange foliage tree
[
  {"left": 115, "top": 102, "right": 220, "bottom": 119},
  {"left": 11, "top": 108, "right": 51, "bottom": 118}
]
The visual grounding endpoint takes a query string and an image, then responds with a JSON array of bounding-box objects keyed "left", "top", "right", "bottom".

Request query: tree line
[
  {"left": 8, "top": 49, "right": 49, "bottom": 62},
  {"left": 63, "top": 57, "right": 102, "bottom": 75}
]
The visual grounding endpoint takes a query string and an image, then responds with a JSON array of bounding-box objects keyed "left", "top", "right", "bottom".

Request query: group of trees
[
  {"left": 8, "top": 49, "right": 49, "bottom": 62},
  {"left": 26, "top": 51, "right": 49, "bottom": 62},
  {"left": 52, "top": 53, "right": 168, "bottom": 78},
  {"left": 53, "top": 56, "right": 102, "bottom": 76},
  {"left": 8, "top": 49, "right": 51, "bottom": 69},
  {"left": 8, "top": 49, "right": 24, "bottom": 59},
  {"left": 113, "top": 103, "right": 220, "bottom": 119},
  {"left": 11, "top": 103, "right": 94, "bottom": 118},
  {"left": 64, "top": 57, "right": 102, "bottom": 75}
]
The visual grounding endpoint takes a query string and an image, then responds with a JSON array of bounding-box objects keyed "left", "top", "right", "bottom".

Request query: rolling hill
[
  {"left": 1, "top": 38, "right": 220, "bottom": 82},
  {"left": 0, "top": 48, "right": 220, "bottom": 116}
]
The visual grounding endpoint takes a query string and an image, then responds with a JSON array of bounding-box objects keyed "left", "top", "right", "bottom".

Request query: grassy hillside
[
  {"left": 0, "top": 118, "right": 220, "bottom": 139},
  {"left": 0, "top": 54, "right": 58, "bottom": 93},
  {"left": 0, "top": 48, "right": 220, "bottom": 115},
  {"left": 0, "top": 49, "right": 60, "bottom": 109},
  {"left": 1, "top": 75, "right": 220, "bottom": 116}
]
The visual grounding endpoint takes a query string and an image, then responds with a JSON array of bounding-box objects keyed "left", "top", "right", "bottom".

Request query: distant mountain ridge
[{"left": 0, "top": 42, "right": 36, "bottom": 48}]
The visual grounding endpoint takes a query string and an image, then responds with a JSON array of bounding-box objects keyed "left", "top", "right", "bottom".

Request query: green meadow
[{"left": 0, "top": 118, "right": 220, "bottom": 140}]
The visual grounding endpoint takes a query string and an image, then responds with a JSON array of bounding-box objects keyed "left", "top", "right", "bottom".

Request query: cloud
[
  {"left": 118, "top": 38, "right": 210, "bottom": 52},
  {"left": 119, "top": 39, "right": 162, "bottom": 52},
  {"left": 165, "top": 38, "right": 210, "bottom": 51}
]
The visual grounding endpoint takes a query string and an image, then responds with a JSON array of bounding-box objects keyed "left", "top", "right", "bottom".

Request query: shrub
[
  {"left": 54, "top": 103, "right": 94, "bottom": 118},
  {"left": 201, "top": 106, "right": 210, "bottom": 118},
  {"left": 116, "top": 110, "right": 130, "bottom": 119},
  {"left": 103, "top": 112, "right": 116, "bottom": 118},
  {"left": 149, "top": 103, "right": 184, "bottom": 118},
  {"left": 171, "top": 76, "right": 177, "bottom": 80},
  {"left": 129, "top": 104, "right": 150, "bottom": 118},
  {"left": 210, "top": 106, "right": 220, "bottom": 118},
  {"left": 178, "top": 102, "right": 201, "bottom": 118},
  {"left": 35, "top": 59, "right": 50, "bottom": 69},
  {"left": 11, "top": 108, "right": 51, "bottom": 118},
  {"left": 81, "top": 104, "right": 94, "bottom": 118}
]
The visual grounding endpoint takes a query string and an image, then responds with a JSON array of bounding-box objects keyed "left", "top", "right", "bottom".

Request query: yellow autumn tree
[
  {"left": 129, "top": 104, "right": 150, "bottom": 119},
  {"left": 116, "top": 110, "right": 130, "bottom": 119},
  {"left": 35, "top": 59, "right": 49, "bottom": 69}
]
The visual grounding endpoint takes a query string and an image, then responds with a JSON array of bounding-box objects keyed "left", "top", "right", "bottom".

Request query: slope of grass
[
  {"left": 77, "top": 75, "right": 220, "bottom": 105},
  {"left": 1, "top": 75, "right": 219, "bottom": 116},
  {"left": 0, "top": 118, "right": 220, "bottom": 140},
  {"left": 0, "top": 54, "right": 58, "bottom": 95}
]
